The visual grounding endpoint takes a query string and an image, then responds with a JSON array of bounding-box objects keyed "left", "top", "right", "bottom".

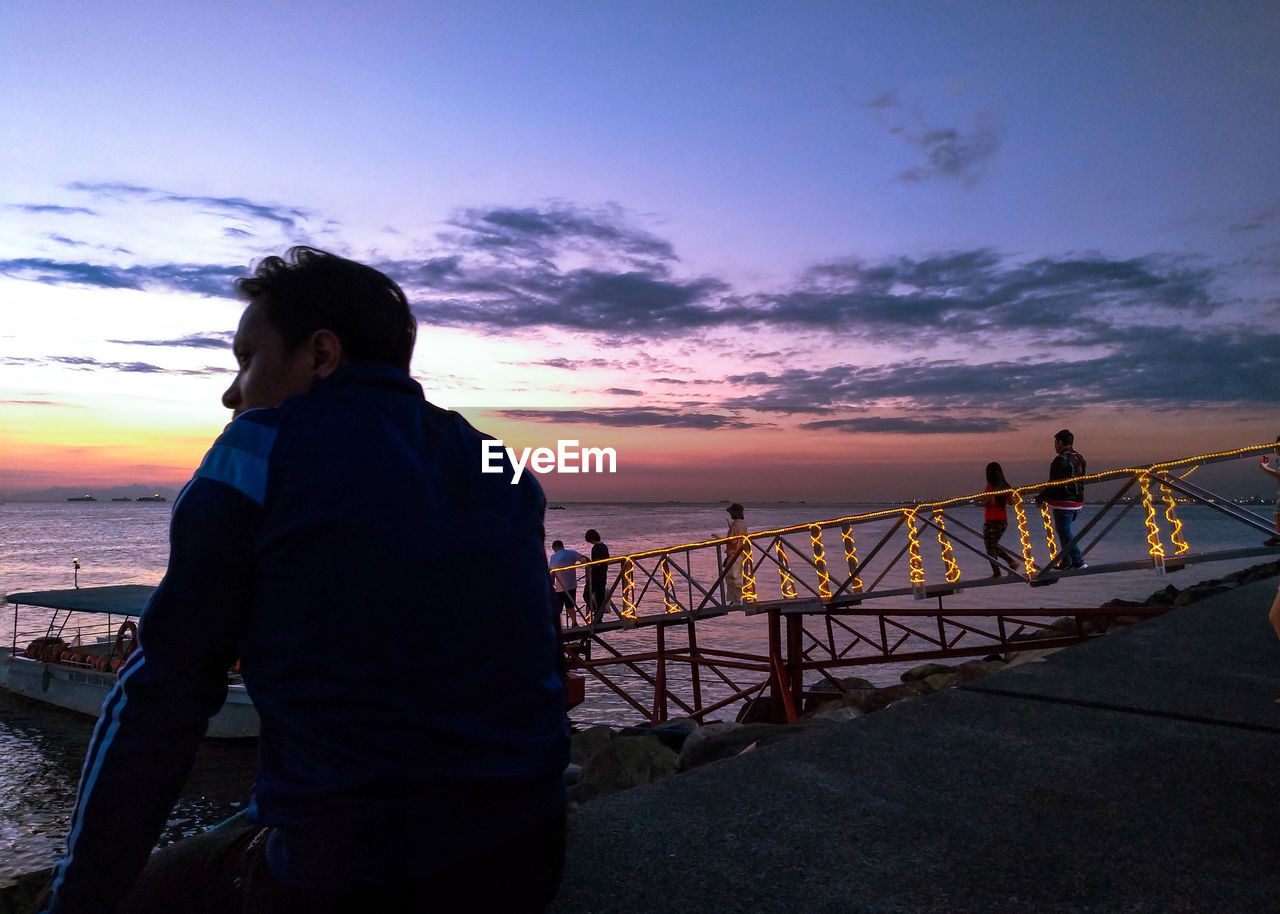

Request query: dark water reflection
[{"left": 0, "top": 691, "right": 256, "bottom": 888}]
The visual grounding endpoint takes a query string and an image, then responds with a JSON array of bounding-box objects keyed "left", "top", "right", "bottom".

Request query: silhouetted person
[
  {"left": 723, "top": 503, "right": 749, "bottom": 603},
  {"left": 45, "top": 248, "right": 569, "bottom": 914},
  {"left": 549, "top": 539, "right": 588, "bottom": 626},
  {"left": 1035, "top": 428, "right": 1087, "bottom": 570},
  {"left": 584, "top": 528, "right": 610, "bottom": 623},
  {"left": 982, "top": 462, "right": 1015, "bottom": 577}
]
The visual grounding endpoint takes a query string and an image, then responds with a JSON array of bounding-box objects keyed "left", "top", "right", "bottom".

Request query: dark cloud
[
  {"left": 10, "top": 204, "right": 97, "bottom": 215},
  {"left": 897, "top": 122, "right": 999, "bottom": 186},
  {"left": 407, "top": 267, "right": 732, "bottom": 334},
  {"left": 0, "top": 258, "right": 242, "bottom": 297},
  {"left": 445, "top": 203, "right": 676, "bottom": 266},
  {"left": 392, "top": 222, "right": 1216, "bottom": 344},
  {"left": 108, "top": 333, "right": 234, "bottom": 349},
  {"left": 67, "top": 181, "right": 155, "bottom": 197},
  {"left": 604, "top": 388, "right": 642, "bottom": 396},
  {"left": 801, "top": 416, "right": 1016, "bottom": 434},
  {"left": 7, "top": 355, "right": 232, "bottom": 376},
  {"left": 47, "top": 234, "right": 89, "bottom": 247},
  {"left": 760, "top": 250, "right": 1215, "bottom": 345},
  {"left": 66, "top": 182, "right": 309, "bottom": 232},
  {"left": 496, "top": 408, "right": 760, "bottom": 430},
  {"left": 723, "top": 326, "right": 1280, "bottom": 415},
  {"left": 1229, "top": 204, "right": 1280, "bottom": 233},
  {"left": 864, "top": 91, "right": 1000, "bottom": 186}
]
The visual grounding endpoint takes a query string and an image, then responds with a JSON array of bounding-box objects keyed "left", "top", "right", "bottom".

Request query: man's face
[
  {"left": 221, "top": 299, "right": 316, "bottom": 418},
  {"left": 1053, "top": 437, "right": 1067, "bottom": 454}
]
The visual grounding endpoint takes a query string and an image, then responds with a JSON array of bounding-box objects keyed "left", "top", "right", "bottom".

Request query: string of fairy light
[{"left": 562, "top": 441, "right": 1276, "bottom": 614}]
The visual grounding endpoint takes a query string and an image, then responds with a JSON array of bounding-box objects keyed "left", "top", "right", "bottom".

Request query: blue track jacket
[{"left": 49, "top": 363, "right": 570, "bottom": 912}]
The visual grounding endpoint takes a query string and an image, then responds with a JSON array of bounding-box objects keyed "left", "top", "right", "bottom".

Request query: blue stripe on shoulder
[{"left": 192, "top": 417, "right": 278, "bottom": 505}]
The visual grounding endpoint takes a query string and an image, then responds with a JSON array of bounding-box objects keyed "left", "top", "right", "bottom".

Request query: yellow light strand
[
  {"left": 621, "top": 558, "right": 637, "bottom": 619},
  {"left": 1038, "top": 502, "right": 1058, "bottom": 561},
  {"left": 1139, "top": 474, "right": 1166, "bottom": 569},
  {"left": 1160, "top": 481, "right": 1189, "bottom": 556},
  {"left": 810, "top": 525, "right": 832, "bottom": 600},
  {"left": 840, "top": 522, "right": 863, "bottom": 593},
  {"left": 776, "top": 542, "right": 798, "bottom": 599},
  {"left": 933, "top": 509, "right": 961, "bottom": 584},
  {"left": 906, "top": 510, "right": 926, "bottom": 591},
  {"left": 1012, "top": 498, "right": 1038, "bottom": 578},
  {"left": 740, "top": 536, "right": 757, "bottom": 603},
  {"left": 659, "top": 554, "right": 680, "bottom": 613}
]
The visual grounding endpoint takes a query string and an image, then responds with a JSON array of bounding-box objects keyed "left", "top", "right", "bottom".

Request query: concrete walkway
[{"left": 550, "top": 577, "right": 1280, "bottom": 913}]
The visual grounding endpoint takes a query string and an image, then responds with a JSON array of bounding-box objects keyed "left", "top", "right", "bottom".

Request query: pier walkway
[{"left": 551, "top": 576, "right": 1280, "bottom": 912}]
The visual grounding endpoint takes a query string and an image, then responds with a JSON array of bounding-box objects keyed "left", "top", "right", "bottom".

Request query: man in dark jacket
[
  {"left": 1035, "top": 428, "right": 1088, "bottom": 569},
  {"left": 46, "top": 248, "right": 570, "bottom": 913}
]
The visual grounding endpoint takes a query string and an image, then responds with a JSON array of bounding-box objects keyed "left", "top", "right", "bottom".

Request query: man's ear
[{"left": 309, "top": 329, "right": 345, "bottom": 378}]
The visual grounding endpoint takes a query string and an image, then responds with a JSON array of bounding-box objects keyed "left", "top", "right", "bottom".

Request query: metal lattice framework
[{"left": 562, "top": 443, "right": 1279, "bottom": 725}]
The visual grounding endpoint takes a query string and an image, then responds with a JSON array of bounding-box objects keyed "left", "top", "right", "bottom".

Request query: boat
[
  {"left": 548, "top": 504, "right": 566, "bottom": 510},
  {"left": 2, "top": 585, "right": 258, "bottom": 738},
  {"left": 66, "top": 495, "right": 96, "bottom": 502},
  {"left": 135, "top": 494, "right": 167, "bottom": 502}
]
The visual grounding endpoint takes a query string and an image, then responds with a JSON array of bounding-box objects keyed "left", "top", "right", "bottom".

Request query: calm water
[{"left": 2, "top": 498, "right": 1275, "bottom": 886}]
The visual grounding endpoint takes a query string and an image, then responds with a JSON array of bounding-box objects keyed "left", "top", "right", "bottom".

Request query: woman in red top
[{"left": 983, "top": 462, "right": 1015, "bottom": 577}]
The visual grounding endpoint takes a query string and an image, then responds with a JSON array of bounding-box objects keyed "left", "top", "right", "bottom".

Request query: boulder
[
  {"left": 678, "top": 721, "right": 828, "bottom": 772},
  {"left": 923, "top": 672, "right": 956, "bottom": 691},
  {"left": 1173, "top": 583, "right": 1231, "bottom": 607},
  {"left": 807, "top": 704, "right": 864, "bottom": 723},
  {"left": 844, "top": 679, "right": 934, "bottom": 713},
  {"left": 1145, "top": 584, "right": 1181, "bottom": 606},
  {"left": 622, "top": 717, "right": 699, "bottom": 751},
  {"left": 570, "top": 725, "right": 615, "bottom": 766},
  {"left": 677, "top": 721, "right": 742, "bottom": 770},
  {"left": 812, "top": 675, "right": 877, "bottom": 693},
  {"left": 953, "top": 658, "right": 1007, "bottom": 684},
  {"left": 900, "top": 662, "right": 953, "bottom": 682},
  {"left": 570, "top": 735, "right": 679, "bottom": 803}
]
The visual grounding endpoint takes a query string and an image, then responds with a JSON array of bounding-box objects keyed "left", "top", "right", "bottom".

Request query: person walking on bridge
[
  {"left": 982, "top": 462, "right": 1017, "bottom": 577},
  {"left": 723, "top": 503, "right": 749, "bottom": 604},
  {"left": 1035, "top": 429, "right": 1087, "bottom": 570}
]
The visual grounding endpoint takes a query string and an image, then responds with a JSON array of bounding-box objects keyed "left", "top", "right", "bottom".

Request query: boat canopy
[{"left": 4, "top": 584, "right": 156, "bottom": 616}]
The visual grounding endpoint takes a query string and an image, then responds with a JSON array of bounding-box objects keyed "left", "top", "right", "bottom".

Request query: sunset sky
[{"left": 2, "top": 1, "right": 1278, "bottom": 502}]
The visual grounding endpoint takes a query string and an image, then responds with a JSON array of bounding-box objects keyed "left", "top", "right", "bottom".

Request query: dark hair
[
  {"left": 236, "top": 246, "right": 416, "bottom": 371},
  {"left": 584, "top": 529, "right": 600, "bottom": 543},
  {"left": 985, "top": 461, "right": 1010, "bottom": 489},
  {"left": 552, "top": 540, "right": 564, "bottom": 550},
  {"left": 1054, "top": 428, "right": 1074, "bottom": 447},
  {"left": 727, "top": 503, "right": 744, "bottom": 519}
]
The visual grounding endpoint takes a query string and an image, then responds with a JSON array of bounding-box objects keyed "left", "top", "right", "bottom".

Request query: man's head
[
  {"left": 552, "top": 540, "right": 564, "bottom": 551},
  {"left": 1054, "top": 429, "right": 1074, "bottom": 453},
  {"left": 222, "top": 247, "right": 417, "bottom": 417},
  {"left": 584, "top": 529, "right": 600, "bottom": 544},
  {"left": 727, "top": 503, "right": 744, "bottom": 519}
]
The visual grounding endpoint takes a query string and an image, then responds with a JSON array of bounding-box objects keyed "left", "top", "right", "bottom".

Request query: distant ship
[
  {"left": 66, "top": 495, "right": 96, "bottom": 502},
  {"left": 135, "top": 494, "right": 167, "bottom": 502}
]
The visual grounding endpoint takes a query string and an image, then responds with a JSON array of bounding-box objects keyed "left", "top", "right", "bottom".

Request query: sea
[{"left": 2, "top": 498, "right": 1275, "bottom": 887}]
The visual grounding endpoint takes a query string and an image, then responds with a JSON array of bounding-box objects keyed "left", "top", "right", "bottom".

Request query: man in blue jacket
[{"left": 46, "top": 248, "right": 570, "bottom": 913}]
